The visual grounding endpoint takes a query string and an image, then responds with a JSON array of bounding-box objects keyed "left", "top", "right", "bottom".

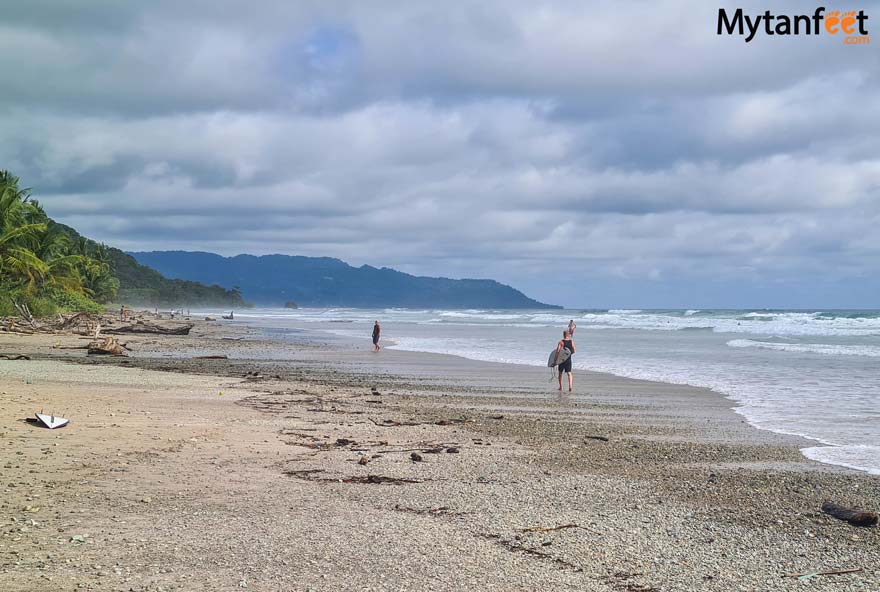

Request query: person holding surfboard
[
  {"left": 372, "top": 321, "right": 381, "bottom": 352},
  {"left": 555, "top": 329, "right": 575, "bottom": 391}
]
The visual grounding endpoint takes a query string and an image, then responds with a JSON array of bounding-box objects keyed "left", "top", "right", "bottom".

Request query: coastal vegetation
[
  {"left": 0, "top": 171, "right": 245, "bottom": 315},
  {"left": 0, "top": 171, "right": 115, "bottom": 315}
]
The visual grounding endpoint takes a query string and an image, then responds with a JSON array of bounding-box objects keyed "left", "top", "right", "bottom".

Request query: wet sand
[{"left": 1, "top": 319, "right": 878, "bottom": 591}]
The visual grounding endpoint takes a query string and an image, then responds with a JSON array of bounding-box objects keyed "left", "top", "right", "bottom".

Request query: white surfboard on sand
[{"left": 35, "top": 413, "right": 69, "bottom": 429}]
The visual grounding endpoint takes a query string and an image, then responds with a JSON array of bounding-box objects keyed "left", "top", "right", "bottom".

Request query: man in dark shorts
[
  {"left": 372, "top": 321, "right": 381, "bottom": 352},
  {"left": 555, "top": 329, "right": 575, "bottom": 392}
]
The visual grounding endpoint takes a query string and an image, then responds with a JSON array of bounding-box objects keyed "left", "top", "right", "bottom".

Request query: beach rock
[{"left": 410, "top": 452, "right": 423, "bottom": 462}]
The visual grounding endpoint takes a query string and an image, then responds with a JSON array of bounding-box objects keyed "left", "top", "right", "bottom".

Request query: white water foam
[
  {"left": 727, "top": 339, "right": 880, "bottom": 358},
  {"left": 802, "top": 445, "right": 880, "bottom": 475}
]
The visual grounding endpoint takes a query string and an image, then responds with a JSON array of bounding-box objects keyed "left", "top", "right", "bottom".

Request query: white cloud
[{"left": 1, "top": 0, "right": 878, "bottom": 306}]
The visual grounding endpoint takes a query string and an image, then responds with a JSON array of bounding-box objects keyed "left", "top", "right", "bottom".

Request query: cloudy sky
[{"left": 2, "top": 1, "right": 878, "bottom": 308}]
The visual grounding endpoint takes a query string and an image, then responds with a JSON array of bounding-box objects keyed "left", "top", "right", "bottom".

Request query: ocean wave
[
  {"left": 727, "top": 339, "right": 880, "bottom": 358},
  {"left": 438, "top": 311, "right": 523, "bottom": 320}
]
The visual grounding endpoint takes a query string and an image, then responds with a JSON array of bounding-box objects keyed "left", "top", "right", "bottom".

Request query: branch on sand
[{"left": 821, "top": 502, "right": 878, "bottom": 527}]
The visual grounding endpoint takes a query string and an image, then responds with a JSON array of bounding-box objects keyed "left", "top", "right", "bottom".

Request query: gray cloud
[{"left": 1, "top": 0, "right": 878, "bottom": 307}]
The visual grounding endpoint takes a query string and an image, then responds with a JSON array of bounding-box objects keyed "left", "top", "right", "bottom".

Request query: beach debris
[
  {"left": 520, "top": 524, "right": 581, "bottom": 533},
  {"left": 445, "top": 447, "right": 460, "bottom": 454},
  {"left": 410, "top": 452, "right": 423, "bottom": 462},
  {"left": 821, "top": 502, "right": 878, "bottom": 527},
  {"left": 0, "top": 354, "right": 30, "bottom": 360},
  {"left": 435, "top": 418, "right": 468, "bottom": 426},
  {"left": 358, "top": 455, "right": 370, "bottom": 466},
  {"left": 348, "top": 475, "right": 422, "bottom": 485},
  {"left": 335, "top": 438, "right": 355, "bottom": 447},
  {"left": 104, "top": 321, "right": 194, "bottom": 335},
  {"left": 194, "top": 354, "right": 228, "bottom": 359},
  {"left": 69, "top": 535, "right": 87, "bottom": 544},
  {"left": 284, "top": 469, "right": 422, "bottom": 484},
  {"left": 393, "top": 504, "right": 461, "bottom": 516},
  {"left": 478, "top": 533, "right": 582, "bottom": 571},
  {"left": 368, "top": 417, "right": 468, "bottom": 427},
  {"left": 491, "top": 415, "right": 505, "bottom": 420},
  {"left": 786, "top": 567, "right": 863, "bottom": 581},
  {"left": 371, "top": 388, "right": 381, "bottom": 396},
  {"left": 584, "top": 435, "right": 610, "bottom": 442},
  {"left": 12, "top": 301, "right": 37, "bottom": 329},
  {"left": 33, "top": 412, "right": 70, "bottom": 429},
  {"left": 204, "top": 316, "right": 216, "bottom": 321},
  {"left": 88, "top": 336, "right": 128, "bottom": 356}
]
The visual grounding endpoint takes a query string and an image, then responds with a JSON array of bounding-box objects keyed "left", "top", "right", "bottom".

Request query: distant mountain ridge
[{"left": 129, "top": 251, "right": 559, "bottom": 309}]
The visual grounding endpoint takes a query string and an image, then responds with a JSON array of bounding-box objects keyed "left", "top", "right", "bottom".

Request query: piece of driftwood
[
  {"left": 194, "top": 355, "right": 228, "bottom": 359},
  {"left": 821, "top": 502, "right": 878, "bottom": 527},
  {"left": 105, "top": 321, "right": 193, "bottom": 335},
  {"left": 368, "top": 417, "right": 467, "bottom": 428},
  {"left": 786, "top": 567, "right": 863, "bottom": 580},
  {"left": 585, "top": 435, "right": 610, "bottom": 442},
  {"left": 88, "top": 336, "right": 128, "bottom": 356},
  {"left": 12, "top": 301, "right": 37, "bottom": 329},
  {"left": 520, "top": 524, "right": 581, "bottom": 533},
  {"left": 0, "top": 354, "right": 30, "bottom": 360}
]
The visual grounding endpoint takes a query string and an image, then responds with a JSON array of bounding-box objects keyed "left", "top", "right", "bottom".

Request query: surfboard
[
  {"left": 547, "top": 348, "right": 571, "bottom": 367},
  {"left": 35, "top": 413, "right": 69, "bottom": 429}
]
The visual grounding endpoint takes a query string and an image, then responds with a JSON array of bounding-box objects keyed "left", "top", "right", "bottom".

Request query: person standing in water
[
  {"left": 372, "top": 321, "right": 381, "bottom": 352},
  {"left": 568, "top": 319, "right": 576, "bottom": 336},
  {"left": 555, "top": 329, "right": 575, "bottom": 392}
]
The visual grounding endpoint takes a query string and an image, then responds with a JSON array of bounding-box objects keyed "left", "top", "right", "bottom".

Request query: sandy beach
[{"left": 1, "top": 318, "right": 878, "bottom": 592}]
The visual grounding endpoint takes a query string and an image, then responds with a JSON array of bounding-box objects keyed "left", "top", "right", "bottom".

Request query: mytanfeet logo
[{"left": 718, "top": 7, "right": 870, "bottom": 44}]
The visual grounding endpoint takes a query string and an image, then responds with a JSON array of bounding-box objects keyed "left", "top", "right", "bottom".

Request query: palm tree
[{"left": 0, "top": 173, "right": 47, "bottom": 290}]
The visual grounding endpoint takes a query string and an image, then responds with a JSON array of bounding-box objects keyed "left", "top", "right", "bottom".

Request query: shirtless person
[
  {"left": 372, "top": 321, "right": 381, "bottom": 352},
  {"left": 555, "top": 329, "right": 575, "bottom": 392}
]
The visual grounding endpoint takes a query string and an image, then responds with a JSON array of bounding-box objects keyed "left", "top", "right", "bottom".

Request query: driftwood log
[
  {"left": 821, "top": 502, "right": 879, "bottom": 527},
  {"left": 104, "top": 321, "right": 194, "bottom": 336},
  {"left": 88, "top": 336, "right": 128, "bottom": 356}
]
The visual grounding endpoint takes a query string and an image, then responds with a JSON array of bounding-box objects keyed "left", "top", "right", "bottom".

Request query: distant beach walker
[{"left": 372, "top": 320, "right": 381, "bottom": 352}]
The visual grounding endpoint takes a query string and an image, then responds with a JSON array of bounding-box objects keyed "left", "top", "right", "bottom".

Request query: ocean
[{"left": 216, "top": 308, "right": 880, "bottom": 475}]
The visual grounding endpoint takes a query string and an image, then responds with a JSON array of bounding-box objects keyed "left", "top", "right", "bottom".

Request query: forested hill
[
  {"left": 52, "top": 224, "right": 246, "bottom": 308},
  {"left": 131, "top": 251, "right": 558, "bottom": 309},
  {"left": 1, "top": 169, "right": 244, "bottom": 314}
]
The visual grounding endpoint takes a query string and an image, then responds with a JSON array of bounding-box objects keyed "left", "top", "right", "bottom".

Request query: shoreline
[{"left": 1, "top": 318, "right": 878, "bottom": 591}]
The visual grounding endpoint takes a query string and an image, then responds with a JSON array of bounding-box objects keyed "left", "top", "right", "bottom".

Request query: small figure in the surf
[
  {"left": 568, "top": 319, "right": 576, "bottom": 336},
  {"left": 555, "top": 329, "right": 575, "bottom": 392},
  {"left": 372, "top": 321, "right": 381, "bottom": 352}
]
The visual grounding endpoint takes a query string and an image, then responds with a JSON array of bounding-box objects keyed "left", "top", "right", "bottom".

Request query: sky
[{"left": 1, "top": 0, "right": 878, "bottom": 308}]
